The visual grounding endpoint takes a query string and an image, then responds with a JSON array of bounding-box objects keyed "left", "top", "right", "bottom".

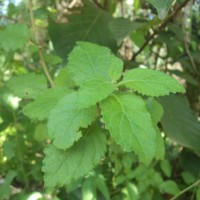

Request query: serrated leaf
[
  {"left": 101, "top": 93, "right": 156, "bottom": 165},
  {"left": 42, "top": 124, "right": 107, "bottom": 187},
  {"left": 68, "top": 42, "right": 123, "bottom": 106},
  {"left": 0, "top": 24, "right": 30, "bottom": 51},
  {"left": 68, "top": 42, "right": 123, "bottom": 84},
  {"left": 159, "top": 94, "right": 200, "bottom": 155},
  {"left": 7, "top": 73, "right": 48, "bottom": 99},
  {"left": 148, "top": 0, "right": 175, "bottom": 19},
  {"left": 78, "top": 78, "right": 115, "bottom": 108},
  {"left": 120, "top": 68, "right": 185, "bottom": 97},
  {"left": 47, "top": 92, "right": 97, "bottom": 150},
  {"left": 23, "top": 88, "right": 68, "bottom": 121},
  {"left": 49, "top": 3, "right": 117, "bottom": 60}
]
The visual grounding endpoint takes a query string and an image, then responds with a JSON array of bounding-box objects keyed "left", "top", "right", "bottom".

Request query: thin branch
[
  {"left": 28, "top": 0, "right": 55, "bottom": 88},
  {"left": 170, "top": 179, "right": 200, "bottom": 200},
  {"left": 131, "top": 0, "right": 191, "bottom": 61},
  {"left": 93, "top": 0, "right": 104, "bottom": 9},
  {"left": 184, "top": 39, "right": 199, "bottom": 74}
]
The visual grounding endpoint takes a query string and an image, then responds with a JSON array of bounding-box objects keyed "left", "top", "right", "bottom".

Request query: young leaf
[
  {"left": 7, "top": 73, "right": 48, "bottom": 99},
  {"left": 67, "top": 42, "right": 123, "bottom": 106},
  {"left": 42, "top": 124, "right": 107, "bottom": 187},
  {"left": 120, "top": 68, "right": 185, "bottom": 97},
  {"left": 47, "top": 92, "right": 97, "bottom": 150},
  {"left": 23, "top": 88, "right": 68, "bottom": 121},
  {"left": 68, "top": 42, "right": 123, "bottom": 84},
  {"left": 147, "top": 0, "right": 175, "bottom": 19},
  {"left": 101, "top": 93, "right": 156, "bottom": 165}
]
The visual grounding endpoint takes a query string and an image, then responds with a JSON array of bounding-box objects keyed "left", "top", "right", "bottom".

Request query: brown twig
[
  {"left": 131, "top": 0, "right": 191, "bottom": 61},
  {"left": 93, "top": 0, "right": 104, "bottom": 9},
  {"left": 28, "top": 0, "right": 55, "bottom": 88}
]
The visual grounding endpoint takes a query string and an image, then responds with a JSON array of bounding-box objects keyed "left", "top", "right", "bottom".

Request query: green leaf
[
  {"left": 68, "top": 42, "right": 123, "bottom": 84},
  {"left": 159, "top": 94, "right": 200, "bottom": 155},
  {"left": 54, "top": 67, "right": 76, "bottom": 89},
  {"left": 34, "top": 123, "right": 48, "bottom": 142},
  {"left": 82, "top": 177, "right": 97, "bottom": 200},
  {"left": 3, "top": 140, "right": 16, "bottom": 160},
  {"left": 82, "top": 174, "right": 110, "bottom": 200},
  {"left": 146, "top": 98, "right": 165, "bottom": 160},
  {"left": 160, "top": 160, "right": 172, "bottom": 178},
  {"left": 146, "top": 98, "right": 164, "bottom": 124},
  {"left": 181, "top": 171, "right": 195, "bottom": 184},
  {"left": 109, "top": 18, "right": 143, "bottom": 45},
  {"left": 147, "top": 0, "right": 175, "bottom": 19},
  {"left": 23, "top": 88, "right": 67, "bottom": 121},
  {"left": 47, "top": 92, "right": 97, "bottom": 150},
  {"left": 154, "top": 127, "right": 165, "bottom": 160},
  {"left": 7, "top": 73, "right": 48, "bottom": 99},
  {"left": 68, "top": 42, "right": 123, "bottom": 106},
  {"left": 0, "top": 24, "right": 30, "bottom": 51},
  {"left": 49, "top": 3, "right": 117, "bottom": 60},
  {"left": 0, "top": 170, "right": 17, "bottom": 199},
  {"left": 78, "top": 78, "right": 115, "bottom": 108},
  {"left": 159, "top": 180, "right": 180, "bottom": 195},
  {"left": 197, "top": 188, "right": 200, "bottom": 200},
  {"left": 120, "top": 68, "right": 185, "bottom": 97},
  {"left": 101, "top": 93, "right": 156, "bottom": 165},
  {"left": 42, "top": 124, "right": 107, "bottom": 187},
  {"left": 95, "top": 176, "right": 110, "bottom": 200},
  {"left": 124, "top": 182, "right": 139, "bottom": 200}
]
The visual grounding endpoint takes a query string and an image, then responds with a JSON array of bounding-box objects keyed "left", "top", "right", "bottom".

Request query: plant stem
[
  {"left": 28, "top": 0, "right": 55, "bottom": 88},
  {"left": 170, "top": 179, "right": 200, "bottom": 200},
  {"left": 131, "top": 0, "right": 191, "bottom": 61}
]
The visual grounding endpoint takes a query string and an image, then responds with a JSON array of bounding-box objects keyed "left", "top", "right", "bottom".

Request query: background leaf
[
  {"left": 23, "top": 88, "right": 68, "bottom": 121},
  {"left": 147, "top": 0, "right": 175, "bottom": 19},
  {"left": 49, "top": 3, "right": 117, "bottom": 60},
  {"left": 109, "top": 18, "right": 143, "bottom": 45},
  {"left": 0, "top": 24, "right": 30, "bottom": 51},
  {"left": 7, "top": 73, "right": 48, "bottom": 99},
  {"left": 159, "top": 94, "right": 200, "bottom": 155}
]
